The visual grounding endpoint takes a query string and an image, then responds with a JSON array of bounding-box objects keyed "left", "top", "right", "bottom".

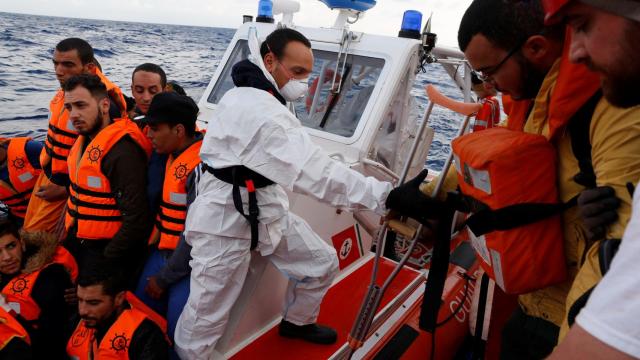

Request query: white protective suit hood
[{"left": 247, "top": 26, "right": 281, "bottom": 93}]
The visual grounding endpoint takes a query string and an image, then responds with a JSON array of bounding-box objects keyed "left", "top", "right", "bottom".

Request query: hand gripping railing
[{"left": 344, "top": 84, "right": 482, "bottom": 359}]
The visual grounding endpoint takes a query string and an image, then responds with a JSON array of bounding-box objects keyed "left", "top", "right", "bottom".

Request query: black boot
[{"left": 278, "top": 320, "right": 338, "bottom": 344}]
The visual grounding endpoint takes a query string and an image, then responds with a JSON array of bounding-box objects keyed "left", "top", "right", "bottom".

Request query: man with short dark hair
[
  {"left": 175, "top": 27, "right": 392, "bottom": 358},
  {"left": 541, "top": 1, "right": 640, "bottom": 358},
  {"left": 61, "top": 74, "right": 151, "bottom": 273},
  {"left": 66, "top": 265, "right": 168, "bottom": 360},
  {"left": 130, "top": 63, "right": 168, "bottom": 120},
  {"left": 128, "top": 63, "right": 171, "bottom": 217},
  {"left": 23, "top": 38, "right": 128, "bottom": 235},
  {"left": 387, "top": 0, "right": 640, "bottom": 358},
  {"left": 459, "top": 0, "right": 640, "bottom": 357},
  {"left": 134, "top": 92, "right": 201, "bottom": 347},
  {"left": 0, "top": 221, "right": 77, "bottom": 359}
]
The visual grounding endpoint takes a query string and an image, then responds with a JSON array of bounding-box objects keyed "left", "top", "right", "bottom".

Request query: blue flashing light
[
  {"left": 318, "top": 0, "right": 377, "bottom": 13},
  {"left": 401, "top": 10, "right": 422, "bottom": 33},
  {"left": 257, "top": 0, "right": 273, "bottom": 18}
]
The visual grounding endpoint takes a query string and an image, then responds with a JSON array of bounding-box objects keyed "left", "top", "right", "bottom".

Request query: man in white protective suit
[{"left": 173, "top": 28, "right": 393, "bottom": 359}]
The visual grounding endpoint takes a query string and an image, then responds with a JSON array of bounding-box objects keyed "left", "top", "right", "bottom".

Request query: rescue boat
[{"left": 196, "top": 1, "right": 516, "bottom": 358}]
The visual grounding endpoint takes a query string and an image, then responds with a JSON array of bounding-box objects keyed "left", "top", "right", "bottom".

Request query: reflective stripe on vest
[
  {"left": 65, "top": 119, "right": 151, "bottom": 240},
  {"left": 66, "top": 292, "right": 167, "bottom": 360},
  {"left": 472, "top": 97, "right": 500, "bottom": 132},
  {"left": 0, "top": 138, "right": 42, "bottom": 219},
  {"left": 1, "top": 246, "right": 77, "bottom": 322},
  {"left": 40, "top": 69, "right": 129, "bottom": 177},
  {"left": 0, "top": 307, "right": 30, "bottom": 350},
  {"left": 149, "top": 140, "right": 202, "bottom": 250}
]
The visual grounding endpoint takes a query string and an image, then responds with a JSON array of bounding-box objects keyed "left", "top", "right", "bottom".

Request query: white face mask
[{"left": 279, "top": 77, "right": 309, "bottom": 101}]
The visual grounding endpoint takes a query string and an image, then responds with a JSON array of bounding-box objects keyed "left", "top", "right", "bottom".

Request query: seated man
[
  {"left": 67, "top": 265, "right": 169, "bottom": 360},
  {"left": 134, "top": 92, "right": 201, "bottom": 345},
  {"left": 61, "top": 74, "right": 151, "bottom": 274},
  {"left": 0, "top": 137, "right": 43, "bottom": 227},
  {"left": 0, "top": 221, "right": 77, "bottom": 359}
]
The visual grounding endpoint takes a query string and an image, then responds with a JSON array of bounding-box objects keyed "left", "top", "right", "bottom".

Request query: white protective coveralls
[{"left": 174, "top": 29, "right": 392, "bottom": 360}]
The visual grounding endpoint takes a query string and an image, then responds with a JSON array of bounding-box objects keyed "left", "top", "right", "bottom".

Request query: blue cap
[
  {"left": 257, "top": 0, "right": 273, "bottom": 18},
  {"left": 401, "top": 10, "right": 422, "bottom": 33}
]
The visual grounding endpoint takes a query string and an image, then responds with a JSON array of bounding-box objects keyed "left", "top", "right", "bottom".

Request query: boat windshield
[{"left": 207, "top": 40, "right": 385, "bottom": 138}]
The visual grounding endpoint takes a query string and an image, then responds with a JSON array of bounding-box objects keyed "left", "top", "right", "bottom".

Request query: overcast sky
[{"left": 1, "top": 0, "right": 472, "bottom": 47}]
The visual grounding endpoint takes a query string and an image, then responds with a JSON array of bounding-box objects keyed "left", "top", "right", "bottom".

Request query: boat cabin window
[
  {"left": 207, "top": 40, "right": 250, "bottom": 104},
  {"left": 293, "top": 51, "right": 385, "bottom": 138},
  {"left": 207, "top": 41, "right": 385, "bottom": 138}
]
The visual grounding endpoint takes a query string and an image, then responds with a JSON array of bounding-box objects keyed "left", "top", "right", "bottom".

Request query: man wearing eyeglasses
[{"left": 389, "top": 1, "right": 640, "bottom": 358}]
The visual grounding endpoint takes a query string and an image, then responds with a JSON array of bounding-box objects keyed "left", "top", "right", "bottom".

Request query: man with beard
[
  {"left": 540, "top": 1, "right": 640, "bottom": 358},
  {"left": 66, "top": 265, "right": 168, "bottom": 360},
  {"left": 386, "top": 0, "right": 640, "bottom": 358},
  {"left": 23, "top": 38, "right": 128, "bottom": 234},
  {"left": 61, "top": 74, "right": 151, "bottom": 273}
]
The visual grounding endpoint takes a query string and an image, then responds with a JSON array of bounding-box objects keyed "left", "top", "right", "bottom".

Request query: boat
[{"left": 194, "top": 1, "right": 515, "bottom": 358}]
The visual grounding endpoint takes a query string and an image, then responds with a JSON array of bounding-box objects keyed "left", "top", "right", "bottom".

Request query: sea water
[{"left": 0, "top": 11, "right": 464, "bottom": 171}]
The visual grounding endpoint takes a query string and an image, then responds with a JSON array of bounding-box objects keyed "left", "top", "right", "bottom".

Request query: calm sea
[{"left": 0, "top": 11, "right": 464, "bottom": 170}]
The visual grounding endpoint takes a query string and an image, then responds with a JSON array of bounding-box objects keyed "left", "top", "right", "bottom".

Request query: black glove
[
  {"left": 385, "top": 169, "right": 446, "bottom": 225},
  {"left": 577, "top": 186, "right": 620, "bottom": 241}
]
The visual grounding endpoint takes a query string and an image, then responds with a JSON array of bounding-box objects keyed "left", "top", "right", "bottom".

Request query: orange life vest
[
  {"left": 149, "top": 140, "right": 202, "bottom": 250},
  {"left": 65, "top": 119, "right": 151, "bottom": 240},
  {"left": 66, "top": 292, "right": 167, "bottom": 360},
  {"left": 1, "top": 246, "right": 78, "bottom": 322},
  {"left": 40, "top": 69, "right": 128, "bottom": 177},
  {"left": 472, "top": 96, "right": 501, "bottom": 132},
  {"left": 452, "top": 127, "right": 567, "bottom": 294},
  {"left": 0, "top": 137, "right": 41, "bottom": 219},
  {"left": 0, "top": 306, "right": 30, "bottom": 350}
]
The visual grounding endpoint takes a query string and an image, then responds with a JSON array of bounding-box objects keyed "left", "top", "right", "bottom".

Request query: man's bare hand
[
  {"left": 144, "top": 276, "right": 165, "bottom": 300},
  {"left": 34, "top": 184, "right": 67, "bottom": 201}
]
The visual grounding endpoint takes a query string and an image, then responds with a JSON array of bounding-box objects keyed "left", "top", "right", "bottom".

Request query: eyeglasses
[{"left": 472, "top": 40, "right": 525, "bottom": 82}]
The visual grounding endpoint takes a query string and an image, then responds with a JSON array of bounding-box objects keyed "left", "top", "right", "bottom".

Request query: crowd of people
[{"left": 1, "top": 0, "right": 639, "bottom": 359}]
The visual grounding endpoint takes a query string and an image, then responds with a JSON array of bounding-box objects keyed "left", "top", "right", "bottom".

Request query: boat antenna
[{"left": 419, "top": 12, "right": 438, "bottom": 71}]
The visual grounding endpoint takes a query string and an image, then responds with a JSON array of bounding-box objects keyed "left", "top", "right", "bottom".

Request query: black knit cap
[{"left": 145, "top": 92, "right": 199, "bottom": 126}]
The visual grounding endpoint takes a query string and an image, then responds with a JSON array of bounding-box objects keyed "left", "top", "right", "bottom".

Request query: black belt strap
[
  {"left": 567, "top": 238, "right": 620, "bottom": 326},
  {"left": 463, "top": 195, "right": 578, "bottom": 237},
  {"left": 203, "top": 163, "right": 274, "bottom": 250},
  {"left": 419, "top": 209, "right": 453, "bottom": 332}
]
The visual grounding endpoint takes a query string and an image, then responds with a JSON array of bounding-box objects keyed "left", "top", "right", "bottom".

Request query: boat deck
[{"left": 231, "top": 256, "right": 425, "bottom": 359}]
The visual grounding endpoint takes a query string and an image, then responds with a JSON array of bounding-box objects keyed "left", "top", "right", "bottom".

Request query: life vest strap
[
  {"left": 70, "top": 183, "right": 114, "bottom": 199},
  {"left": 568, "top": 90, "right": 602, "bottom": 188},
  {"left": 159, "top": 200, "right": 187, "bottom": 212},
  {"left": 203, "top": 163, "right": 275, "bottom": 250},
  {"left": 67, "top": 209, "right": 122, "bottom": 222},
  {"left": 46, "top": 134, "right": 74, "bottom": 150},
  {"left": 567, "top": 238, "right": 621, "bottom": 326},
  {"left": 48, "top": 123, "right": 77, "bottom": 138},
  {"left": 155, "top": 220, "right": 183, "bottom": 236},
  {"left": 44, "top": 144, "right": 67, "bottom": 160},
  {"left": 465, "top": 202, "right": 565, "bottom": 237},
  {"left": 2, "top": 198, "right": 30, "bottom": 208},
  {"left": 157, "top": 210, "right": 185, "bottom": 225},
  {"left": 0, "top": 190, "right": 31, "bottom": 202},
  {"left": 70, "top": 196, "right": 119, "bottom": 210}
]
